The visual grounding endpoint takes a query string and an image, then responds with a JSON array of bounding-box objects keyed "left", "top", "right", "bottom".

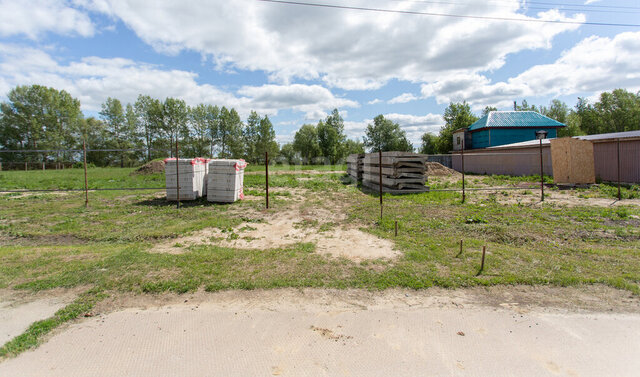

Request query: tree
[
  {"left": 574, "top": 89, "right": 640, "bottom": 135},
  {"left": 419, "top": 132, "right": 437, "bottom": 154},
  {"left": 162, "top": 97, "right": 189, "bottom": 156},
  {"left": 190, "top": 103, "right": 220, "bottom": 157},
  {"left": 0, "top": 85, "right": 82, "bottom": 163},
  {"left": 215, "top": 107, "right": 244, "bottom": 158},
  {"left": 317, "top": 109, "right": 347, "bottom": 164},
  {"left": 343, "top": 138, "right": 365, "bottom": 155},
  {"left": 435, "top": 102, "right": 478, "bottom": 154},
  {"left": 134, "top": 95, "right": 163, "bottom": 161},
  {"left": 77, "top": 117, "right": 109, "bottom": 166},
  {"left": 515, "top": 100, "right": 539, "bottom": 112},
  {"left": 100, "top": 97, "right": 129, "bottom": 167},
  {"left": 540, "top": 99, "right": 569, "bottom": 124},
  {"left": 293, "top": 124, "right": 320, "bottom": 163},
  {"left": 481, "top": 106, "right": 497, "bottom": 117},
  {"left": 279, "top": 142, "right": 298, "bottom": 165},
  {"left": 363, "top": 115, "right": 413, "bottom": 152}
]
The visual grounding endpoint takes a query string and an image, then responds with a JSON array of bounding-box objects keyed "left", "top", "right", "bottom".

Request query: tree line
[
  {"left": 420, "top": 88, "right": 640, "bottom": 154},
  {"left": 2, "top": 85, "right": 639, "bottom": 166},
  {"left": 0, "top": 85, "right": 280, "bottom": 166}
]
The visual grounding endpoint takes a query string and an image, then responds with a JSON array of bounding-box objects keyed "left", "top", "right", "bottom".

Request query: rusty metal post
[
  {"left": 176, "top": 140, "right": 180, "bottom": 209},
  {"left": 42, "top": 162, "right": 45, "bottom": 171},
  {"left": 379, "top": 149, "right": 383, "bottom": 219},
  {"left": 480, "top": 245, "right": 486, "bottom": 272},
  {"left": 617, "top": 138, "right": 621, "bottom": 201},
  {"left": 394, "top": 220, "right": 398, "bottom": 236},
  {"left": 539, "top": 138, "right": 544, "bottom": 202},
  {"left": 83, "top": 139, "right": 89, "bottom": 207},
  {"left": 25, "top": 161, "right": 27, "bottom": 171},
  {"left": 265, "top": 151, "right": 269, "bottom": 209},
  {"left": 461, "top": 139, "right": 465, "bottom": 203},
  {"left": 459, "top": 239, "right": 463, "bottom": 256}
]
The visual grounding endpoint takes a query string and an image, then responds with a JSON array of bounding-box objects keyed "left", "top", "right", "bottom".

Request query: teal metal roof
[{"left": 468, "top": 111, "right": 565, "bottom": 131}]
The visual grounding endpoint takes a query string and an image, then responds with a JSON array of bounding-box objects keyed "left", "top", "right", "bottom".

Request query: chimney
[{"left": 513, "top": 101, "right": 517, "bottom": 111}]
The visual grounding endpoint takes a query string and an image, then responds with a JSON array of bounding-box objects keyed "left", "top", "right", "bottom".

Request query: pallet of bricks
[
  {"left": 207, "top": 159, "right": 248, "bottom": 203},
  {"left": 346, "top": 153, "right": 364, "bottom": 182},
  {"left": 362, "top": 152, "right": 428, "bottom": 194},
  {"left": 164, "top": 158, "right": 207, "bottom": 200}
]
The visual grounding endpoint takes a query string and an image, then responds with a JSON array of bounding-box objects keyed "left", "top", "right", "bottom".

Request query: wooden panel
[{"left": 551, "top": 138, "right": 595, "bottom": 184}]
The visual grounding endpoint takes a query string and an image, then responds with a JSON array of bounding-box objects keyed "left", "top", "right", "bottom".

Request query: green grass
[
  {"left": 0, "top": 167, "right": 164, "bottom": 190},
  {"left": 1, "top": 167, "right": 640, "bottom": 358}
]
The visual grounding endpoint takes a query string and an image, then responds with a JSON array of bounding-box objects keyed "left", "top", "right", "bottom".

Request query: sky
[{"left": 1, "top": 0, "right": 639, "bottom": 148}]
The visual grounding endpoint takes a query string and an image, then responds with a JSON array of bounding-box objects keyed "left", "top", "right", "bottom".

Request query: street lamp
[{"left": 535, "top": 130, "right": 548, "bottom": 201}]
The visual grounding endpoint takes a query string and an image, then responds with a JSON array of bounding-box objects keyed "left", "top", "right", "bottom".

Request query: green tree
[
  {"left": 190, "top": 103, "right": 220, "bottom": 157},
  {"left": 0, "top": 85, "right": 82, "bottom": 163},
  {"left": 134, "top": 95, "right": 163, "bottom": 161},
  {"left": 279, "top": 142, "right": 298, "bottom": 165},
  {"left": 540, "top": 99, "right": 569, "bottom": 124},
  {"left": 100, "top": 97, "right": 129, "bottom": 167},
  {"left": 215, "top": 107, "right": 244, "bottom": 158},
  {"left": 344, "top": 138, "right": 365, "bottom": 155},
  {"left": 435, "top": 102, "right": 478, "bottom": 154},
  {"left": 77, "top": 117, "right": 109, "bottom": 166},
  {"left": 317, "top": 109, "right": 347, "bottom": 163},
  {"left": 515, "top": 100, "right": 539, "bottom": 112},
  {"left": 363, "top": 115, "right": 413, "bottom": 152},
  {"left": 419, "top": 132, "right": 437, "bottom": 154},
  {"left": 481, "top": 106, "right": 497, "bottom": 117},
  {"left": 594, "top": 89, "right": 640, "bottom": 133},
  {"left": 162, "top": 97, "right": 189, "bottom": 157},
  {"left": 293, "top": 124, "right": 320, "bottom": 163}
]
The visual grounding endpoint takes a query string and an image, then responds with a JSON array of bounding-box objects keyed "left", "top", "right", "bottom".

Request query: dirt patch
[
  {"left": 151, "top": 188, "right": 398, "bottom": 261},
  {"left": 131, "top": 160, "right": 165, "bottom": 175},
  {"left": 425, "top": 162, "right": 460, "bottom": 177},
  {"left": 475, "top": 190, "right": 640, "bottom": 207},
  {"left": 151, "top": 210, "right": 397, "bottom": 260}
]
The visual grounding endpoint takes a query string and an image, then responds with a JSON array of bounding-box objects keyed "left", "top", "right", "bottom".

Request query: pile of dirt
[
  {"left": 131, "top": 160, "right": 165, "bottom": 175},
  {"left": 425, "top": 162, "right": 460, "bottom": 176}
]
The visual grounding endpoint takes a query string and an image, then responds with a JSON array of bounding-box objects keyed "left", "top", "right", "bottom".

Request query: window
[{"left": 457, "top": 136, "right": 461, "bottom": 145}]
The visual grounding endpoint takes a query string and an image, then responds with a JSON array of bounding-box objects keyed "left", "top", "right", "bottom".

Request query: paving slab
[{"left": 0, "top": 288, "right": 639, "bottom": 377}]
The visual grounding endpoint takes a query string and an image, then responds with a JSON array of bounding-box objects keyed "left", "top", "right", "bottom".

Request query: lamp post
[{"left": 535, "top": 130, "right": 548, "bottom": 202}]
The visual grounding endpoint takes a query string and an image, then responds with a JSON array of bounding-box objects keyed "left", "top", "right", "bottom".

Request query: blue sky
[{"left": 1, "top": 0, "right": 639, "bottom": 147}]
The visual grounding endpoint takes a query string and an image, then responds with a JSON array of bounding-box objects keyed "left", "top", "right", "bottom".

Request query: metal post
[
  {"left": 265, "top": 151, "right": 269, "bottom": 209},
  {"left": 459, "top": 239, "right": 463, "bottom": 256},
  {"left": 176, "top": 140, "right": 180, "bottom": 209},
  {"left": 83, "top": 140, "right": 89, "bottom": 207},
  {"left": 480, "top": 246, "right": 486, "bottom": 272},
  {"left": 42, "top": 162, "right": 45, "bottom": 171},
  {"left": 379, "top": 149, "right": 383, "bottom": 219},
  {"left": 617, "top": 138, "right": 621, "bottom": 201},
  {"left": 394, "top": 220, "right": 398, "bottom": 236},
  {"left": 461, "top": 139, "right": 465, "bottom": 203},
  {"left": 540, "top": 138, "right": 544, "bottom": 202},
  {"left": 25, "top": 162, "right": 27, "bottom": 171}
]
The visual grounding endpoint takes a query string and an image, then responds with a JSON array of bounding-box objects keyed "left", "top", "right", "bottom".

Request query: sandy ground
[
  {"left": 0, "top": 289, "right": 77, "bottom": 343},
  {"left": 152, "top": 188, "right": 398, "bottom": 261},
  {"left": 1, "top": 286, "right": 639, "bottom": 377}
]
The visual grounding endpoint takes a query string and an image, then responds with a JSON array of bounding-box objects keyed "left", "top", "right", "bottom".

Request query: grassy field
[{"left": 1, "top": 166, "right": 640, "bottom": 357}]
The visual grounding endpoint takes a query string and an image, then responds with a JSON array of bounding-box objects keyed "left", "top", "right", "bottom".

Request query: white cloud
[
  {"left": 421, "top": 31, "right": 640, "bottom": 109},
  {"left": 388, "top": 93, "right": 419, "bottom": 104},
  {"left": 344, "top": 113, "right": 443, "bottom": 146},
  {"left": 0, "top": 0, "right": 94, "bottom": 38},
  {"left": 237, "top": 84, "right": 357, "bottom": 119},
  {"left": 77, "top": 0, "right": 583, "bottom": 90},
  {"left": 367, "top": 98, "right": 382, "bottom": 105},
  {"left": 0, "top": 44, "right": 358, "bottom": 119}
]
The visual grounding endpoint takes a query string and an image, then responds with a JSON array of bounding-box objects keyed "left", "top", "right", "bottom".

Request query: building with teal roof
[{"left": 453, "top": 111, "right": 566, "bottom": 150}]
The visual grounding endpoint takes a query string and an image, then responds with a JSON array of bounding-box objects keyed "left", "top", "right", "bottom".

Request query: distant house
[{"left": 452, "top": 111, "right": 565, "bottom": 150}]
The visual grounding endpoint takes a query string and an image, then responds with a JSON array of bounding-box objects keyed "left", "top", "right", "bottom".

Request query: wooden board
[{"left": 550, "top": 138, "right": 595, "bottom": 184}]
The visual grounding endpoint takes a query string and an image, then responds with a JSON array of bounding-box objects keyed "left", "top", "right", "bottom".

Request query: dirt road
[{"left": 1, "top": 287, "right": 639, "bottom": 376}]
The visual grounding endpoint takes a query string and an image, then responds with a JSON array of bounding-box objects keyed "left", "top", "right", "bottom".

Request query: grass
[{"left": 1, "top": 166, "right": 640, "bottom": 358}]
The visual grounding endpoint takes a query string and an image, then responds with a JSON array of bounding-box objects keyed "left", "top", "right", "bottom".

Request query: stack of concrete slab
[
  {"left": 346, "top": 153, "right": 364, "bottom": 182},
  {"left": 207, "top": 159, "right": 248, "bottom": 203},
  {"left": 362, "top": 152, "right": 428, "bottom": 194},
  {"left": 165, "top": 158, "right": 207, "bottom": 200}
]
